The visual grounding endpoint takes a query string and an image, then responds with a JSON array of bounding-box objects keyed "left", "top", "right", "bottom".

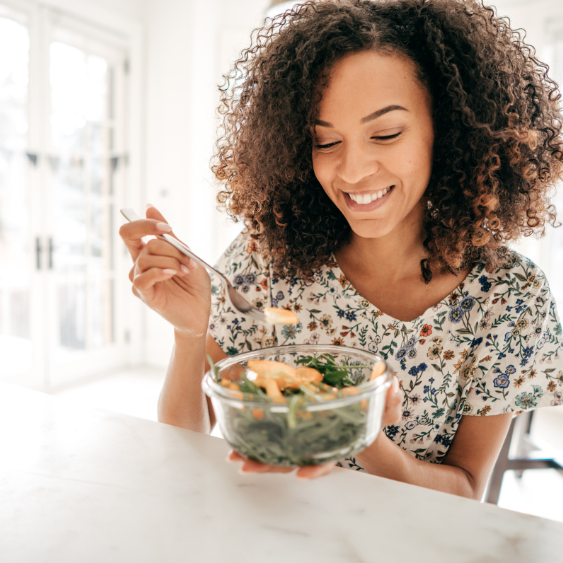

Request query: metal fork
[{"left": 120, "top": 208, "right": 268, "bottom": 324}]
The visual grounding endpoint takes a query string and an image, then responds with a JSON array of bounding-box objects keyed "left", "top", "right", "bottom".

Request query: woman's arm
[
  {"left": 356, "top": 412, "right": 513, "bottom": 499},
  {"left": 119, "top": 205, "right": 224, "bottom": 434},
  {"left": 158, "top": 331, "right": 227, "bottom": 432}
]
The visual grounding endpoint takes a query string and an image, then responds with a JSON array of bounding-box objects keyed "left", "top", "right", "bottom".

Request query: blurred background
[{"left": 0, "top": 0, "right": 562, "bottom": 520}]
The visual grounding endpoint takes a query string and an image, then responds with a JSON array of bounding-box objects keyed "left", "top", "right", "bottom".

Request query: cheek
[
  {"left": 400, "top": 138, "right": 433, "bottom": 192},
  {"left": 312, "top": 155, "right": 333, "bottom": 192}
]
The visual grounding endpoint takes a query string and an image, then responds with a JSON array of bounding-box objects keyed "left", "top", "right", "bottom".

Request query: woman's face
[{"left": 312, "top": 51, "right": 434, "bottom": 241}]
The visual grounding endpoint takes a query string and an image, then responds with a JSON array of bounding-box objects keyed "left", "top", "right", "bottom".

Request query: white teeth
[{"left": 349, "top": 186, "right": 392, "bottom": 204}]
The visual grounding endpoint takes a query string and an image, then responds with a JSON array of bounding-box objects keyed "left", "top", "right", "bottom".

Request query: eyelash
[{"left": 315, "top": 132, "right": 402, "bottom": 149}]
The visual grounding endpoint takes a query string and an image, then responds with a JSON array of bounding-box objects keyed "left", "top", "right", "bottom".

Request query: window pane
[
  {"left": 58, "top": 283, "right": 86, "bottom": 351},
  {"left": 0, "top": 105, "right": 28, "bottom": 150},
  {"left": 53, "top": 199, "right": 87, "bottom": 273},
  {"left": 90, "top": 279, "right": 114, "bottom": 348},
  {"left": 0, "top": 17, "right": 28, "bottom": 105},
  {"left": 90, "top": 201, "right": 114, "bottom": 273},
  {"left": 50, "top": 43, "right": 108, "bottom": 154}
]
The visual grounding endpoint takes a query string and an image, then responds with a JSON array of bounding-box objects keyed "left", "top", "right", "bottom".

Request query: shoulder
[
  {"left": 214, "top": 229, "right": 269, "bottom": 278},
  {"left": 475, "top": 249, "right": 552, "bottom": 305}
]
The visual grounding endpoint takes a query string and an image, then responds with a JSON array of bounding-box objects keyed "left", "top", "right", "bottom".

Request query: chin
[{"left": 347, "top": 218, "right": 395, "bottom": 240}]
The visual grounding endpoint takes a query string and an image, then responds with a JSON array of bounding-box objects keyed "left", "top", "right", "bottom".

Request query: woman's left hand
[{"left": 227, "top": 375, "right": 402, "bottom": 479}]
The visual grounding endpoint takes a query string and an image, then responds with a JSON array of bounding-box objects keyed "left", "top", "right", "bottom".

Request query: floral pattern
[{"left": 209, "top": 232, "right": 563, "bottom": 470}]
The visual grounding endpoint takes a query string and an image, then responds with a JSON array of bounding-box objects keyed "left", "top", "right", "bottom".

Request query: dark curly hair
[{"left": 212, "top": 0, "right": 563, "bottom": 282}]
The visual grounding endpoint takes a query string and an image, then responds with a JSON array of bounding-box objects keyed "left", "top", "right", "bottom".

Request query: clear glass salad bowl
[{"left": 202, "top": 345, "right": 392, "bottom": 467}]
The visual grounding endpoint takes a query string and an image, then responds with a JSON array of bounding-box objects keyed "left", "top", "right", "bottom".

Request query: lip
[{"left": 343, "top": 186, "right": 395, "bottom": 212}]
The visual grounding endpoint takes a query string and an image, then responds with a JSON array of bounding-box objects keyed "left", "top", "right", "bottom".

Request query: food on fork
[{"left": 264, "top": 307, "right": 299, "bottom": 325}]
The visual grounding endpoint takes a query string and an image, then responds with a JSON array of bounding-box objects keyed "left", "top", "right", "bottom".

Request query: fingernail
[
  {"left": 393, "top": 377, "right": 400, "bottom": 392},
  {"left": 189, "top": 258, "right": 198, "bottom": 269},
  {"left": 156, "top": 222, "right": 172, "bottom": 232},
  {"left": 163, "top": 269, "right": 176, "bottom": 275},
  {"left": 146, "top": 203, "right": 154, "bottom": 210},
  {"left": 180, "top": 264, "right": 190, "bottom": 274}
]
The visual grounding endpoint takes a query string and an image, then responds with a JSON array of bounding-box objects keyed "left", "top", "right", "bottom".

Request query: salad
[{"left": 207, "top": 352, "right": 387, "bottom": 466}]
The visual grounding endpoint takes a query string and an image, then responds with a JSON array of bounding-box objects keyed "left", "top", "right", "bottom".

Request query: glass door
[
  {"left": 45, "top": 25, "right": 127, "bottom": 385},
  {"left": 0, "top": 1, "right": 130, "bottom": 389}
]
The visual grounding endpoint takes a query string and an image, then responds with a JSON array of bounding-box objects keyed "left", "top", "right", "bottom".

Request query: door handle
[
  {"left": 35, "top": 237, "right": 42, "bottom": 270},
  {"left": 48, "top": 237, "right": 54, "bottom": 269}
]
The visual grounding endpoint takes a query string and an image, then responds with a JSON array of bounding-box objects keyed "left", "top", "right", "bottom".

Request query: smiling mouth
[{"left": 345, "top": 185, "right": 395, "bottom": 205}]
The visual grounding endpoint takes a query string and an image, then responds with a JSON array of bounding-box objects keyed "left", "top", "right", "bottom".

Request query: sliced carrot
[
  {"left": 341, "top": 387, "right": 360, "bottom": 396},
  {"left": 251, "top": 408, "right": 265, "bottom": 420},
  {"left": 264, "top": 378, "right": 286, "bottom": 403},
  {"left": 295, "top": 366, "right": 323, "bottom": 383},
  {"left": 248, "top": 360, "right": 299, "bottom": 389},
  {"left": 247, "top": 360, "right": 296, "bottom": 378},
  {"left": 369, "top": 362, "right": 386, "bottom": 381}
]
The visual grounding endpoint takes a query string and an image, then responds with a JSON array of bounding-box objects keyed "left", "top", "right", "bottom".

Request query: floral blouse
[{"left": 209, "top": 232, "right": 563, "bottom": 470}]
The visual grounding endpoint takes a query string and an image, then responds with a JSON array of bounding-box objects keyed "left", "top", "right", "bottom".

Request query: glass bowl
[{"left": 202, "top": 345, "right": 391, "bottom": 467}]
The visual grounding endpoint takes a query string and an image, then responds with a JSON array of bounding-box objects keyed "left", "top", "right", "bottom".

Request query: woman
[{"left": 119, "top": 0, "right": 563, "bottom": 498}]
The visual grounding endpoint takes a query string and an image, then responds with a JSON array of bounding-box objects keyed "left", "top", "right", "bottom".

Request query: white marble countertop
[{"left": 0, "top": 382, "right": 561, "bottom": 563}]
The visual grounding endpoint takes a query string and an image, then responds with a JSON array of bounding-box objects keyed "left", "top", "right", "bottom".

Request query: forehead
[{"left": 317, "top": 51, "right": 429, "bottom": 119}]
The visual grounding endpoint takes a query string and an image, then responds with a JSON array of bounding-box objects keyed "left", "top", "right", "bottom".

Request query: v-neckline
[{"left": 328, "top": 253, "right": 486, "bottom": 325}]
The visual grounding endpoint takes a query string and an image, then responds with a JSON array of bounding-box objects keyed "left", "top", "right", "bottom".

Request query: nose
[{"left": 337, "top": 142, "right": 379, "bottom": 185}]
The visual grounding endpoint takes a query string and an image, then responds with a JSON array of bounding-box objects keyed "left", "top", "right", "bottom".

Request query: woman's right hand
[{"left": 119, "top": 205, "right": 211, "bottom": 338}]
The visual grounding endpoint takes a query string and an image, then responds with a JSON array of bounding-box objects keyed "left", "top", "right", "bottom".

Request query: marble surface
[{"left": 0, "top": 383, "right": 561, "bottom": 563}]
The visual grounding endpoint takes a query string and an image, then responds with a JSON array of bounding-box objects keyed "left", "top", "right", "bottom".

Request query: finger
[
  {"left": 136, "top": 254, "right": 190, "bottom": 276},
  {"left": 146, "top": 204, "right": 192, "bottom": 249},
  {"left": 227, "top": 451, "right": 245, "bottom": 462},
  {"left": 234, "top": 455, "right": 294, "bottom": 474},
  {"left": 146, "top": 204, "right": 168, "bottom": 224},
  {"left": 132, "top": 267, "right": 177, "bottom": 292},
  {"left": 382, "top": 376, "right": 402, "bottom": 426},
  {"left": 240, "top": 461, "right": 294, "bottom": 474},
  {"left": 119, "top": 219, "right": 173, "bottom": 262},
  {"left": 144, "top": 239, "right": 197, "bottom": 270},
  {"left": 295, "top": 462, "right": 336, "bottom": 480},
  {"left": 239, "top": 458, "right": 276, "bottom": 473}
]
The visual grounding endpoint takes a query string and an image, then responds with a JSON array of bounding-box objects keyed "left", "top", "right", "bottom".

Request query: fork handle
[
  {"left": 158, "top": 233, "right": 230, "bottom": 286},
  {"left": 120, "top": 208, "right": 230, "bottom": 287}
]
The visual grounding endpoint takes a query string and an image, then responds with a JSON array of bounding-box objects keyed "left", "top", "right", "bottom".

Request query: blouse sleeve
[
  {"left": 464, "top": 256, "right": 563, "bottom": 415},
  {"left": 208, "top": 231, "right": 276, "bottom": 356}
]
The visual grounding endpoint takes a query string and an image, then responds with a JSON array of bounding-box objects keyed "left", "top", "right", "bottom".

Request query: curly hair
[{"left": 212, "top": 0, "right": 563, "bottom": 282}]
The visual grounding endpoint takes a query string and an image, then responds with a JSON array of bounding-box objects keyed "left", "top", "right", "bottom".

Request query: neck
[{"left": 338, "top": 209, "right": 426, "bottom": 283}]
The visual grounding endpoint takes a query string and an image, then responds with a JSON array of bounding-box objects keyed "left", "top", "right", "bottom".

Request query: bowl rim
[{"left": 202, "top": 344, "right": 392, "bottom": 412}]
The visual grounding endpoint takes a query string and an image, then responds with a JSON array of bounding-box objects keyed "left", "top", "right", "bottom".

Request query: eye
[
  {"left": 372, "top": 132, "right": 402, "bottom": 141},
  {"left": 315, "top": 141, "right": 340, "bottom": 149}
]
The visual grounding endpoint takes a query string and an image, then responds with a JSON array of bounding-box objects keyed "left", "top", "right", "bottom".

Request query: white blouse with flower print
[{"left": 208, "top": 231, "right": 563, "bottom": 471}]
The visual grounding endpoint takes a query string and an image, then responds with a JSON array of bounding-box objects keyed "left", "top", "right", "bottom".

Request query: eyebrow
[{"left": 314, "top": 105, "right": 408, "bottom": 128}]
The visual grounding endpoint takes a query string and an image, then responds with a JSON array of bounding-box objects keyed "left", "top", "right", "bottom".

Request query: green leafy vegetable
[{"left": 297, "top": 353, "right": 368, "bottom": 387}]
